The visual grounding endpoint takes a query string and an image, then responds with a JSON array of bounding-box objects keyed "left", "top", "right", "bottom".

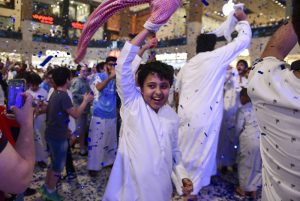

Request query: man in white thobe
[
  {"left": 175, "top": 8, "right": 252, "bottom": 194},
  {"left": 248, "top": 9, "right": 300, "bottom": 200},
  {"left": 235, "top": 88, "right": 261, "bottom": 198},
  {"left": 217, "top": 66, "right": 240, "bottom": 169}
]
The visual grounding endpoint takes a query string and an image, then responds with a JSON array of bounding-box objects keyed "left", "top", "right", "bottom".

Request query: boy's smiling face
[{"left": 141, "top": 72, "right": 170, "bottom": 113}]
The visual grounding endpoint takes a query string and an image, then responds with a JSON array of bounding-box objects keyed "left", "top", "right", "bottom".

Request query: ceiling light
[{"left": 239, "top": 49, "right": 249, "bottom": 57}]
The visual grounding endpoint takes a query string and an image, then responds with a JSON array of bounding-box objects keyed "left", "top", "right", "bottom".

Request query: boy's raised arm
[{"left": 116, "top": 29, "right": 154, "bottom": 105}]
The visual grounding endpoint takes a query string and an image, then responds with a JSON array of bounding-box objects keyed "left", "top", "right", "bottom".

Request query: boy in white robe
[
  {"left": 175, "top": 8, "right": 251, "bottom": 194},
  {"left": 218, "top": 60, "right": 249, "bottom": 172},
  {"left": 236, "top": 60, "right": 249, "bottom": 90},
  {"left": 217, "top": 66, "right": 239, "bottom": 171},
  {"left": 102, "top": 28, "right": 193, "bottom": 200},
  {"left": 235, "top": 88, "right": 261, "bottom": 199},
  {"left": 26, "top": 72, "right": 49, "bottom": 168},
  {"left": 247, "top": 3, "right": 300, "bottom": 199}
]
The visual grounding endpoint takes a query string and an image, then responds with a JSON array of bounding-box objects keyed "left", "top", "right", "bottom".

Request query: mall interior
[
  {"left": 0, "top": 0, "right": 299, "bottom": 69},
  {"left": 0, "top": 0, "right": 299, "bottom": 201}
]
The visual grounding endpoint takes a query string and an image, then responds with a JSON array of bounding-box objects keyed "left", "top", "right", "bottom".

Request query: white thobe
[
  {"left": 27, "top": 88, "right": 48, "bottom": 162},
  {"left": 248, "top": 57, "right": 300, "bottom": 201},
  {"left": 217, "top": 67, "right": 240, "bottom": 167},
  {"left": 236, "top": 102, "right": 262, "bottom": 192},
  {"left": 175, "top": 20, "right": 252, "bottom": 194},
  {"left": 103, "top": 42, "right": 188, "bottom": 201},
  {"left": 237, "top": 75, "right": 248, "bottom": 91},
  {"left": 87, "top": 117, "right": 117, "bottom": 171}
]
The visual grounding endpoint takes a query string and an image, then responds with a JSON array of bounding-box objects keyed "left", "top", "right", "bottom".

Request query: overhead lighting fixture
[{"left": 239, "top": 49, "right": 249, "bottom": 57}]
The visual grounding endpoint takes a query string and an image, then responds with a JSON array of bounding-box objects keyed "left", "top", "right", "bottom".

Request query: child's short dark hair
[
  {"left": 45, "top": 69, "right": 54, "bottom": 78},
  {"left": 96, "top": 62, "right": 105, "bottom": 72},
  {"left": 28, "top": 72, "right": 42, "bottom": 86},
  {"left": 196, "top": 34, "right": 217, "bottom": 53},
  {"left": 52, "top": 67, "right": 71, "bottom": 87},
  {"left": 105, "top": 56, "right": 117, "bottom": 63},
  {"left": 137, "top": 61, "right": 174, "bottom": 87},
  {"left": 76, "top": 64, "right": 82, "bottom": 72},
  {"left": 237, "top": 59, "right": 249, "bottom": 68}
]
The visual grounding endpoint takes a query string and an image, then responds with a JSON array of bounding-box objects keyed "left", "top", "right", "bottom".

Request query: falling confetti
[
  {"left": 201, "top": 0, "right": 209, "bottom": 6},
  {"left": 40, "top": 55, "right": 53, "bottom": 67}
]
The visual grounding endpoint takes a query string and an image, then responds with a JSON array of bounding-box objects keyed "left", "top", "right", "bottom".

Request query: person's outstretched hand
[
  {"left": 145, "top": 37, "right": 158, "bottom": 49},
  {"left": 108, "top": 67, "right": 116, "bottom": 80},
  {"left": 144, "top": 0, "right": 180, "bottom": 32},
  {"left": 83, "top": 92, "right": 94, "bottom": 103},
  {"left": 181, "top": 178, "right": 193, "bottom": 195}
]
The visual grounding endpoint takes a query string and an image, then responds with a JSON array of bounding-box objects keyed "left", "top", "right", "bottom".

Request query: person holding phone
[{"left": 0, "top": 93, "right": 35, "bottom": 196}]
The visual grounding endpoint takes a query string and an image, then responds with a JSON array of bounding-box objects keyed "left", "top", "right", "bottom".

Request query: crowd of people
[{"left": 0, "top": 1, "right": 300, "bottom": 201}]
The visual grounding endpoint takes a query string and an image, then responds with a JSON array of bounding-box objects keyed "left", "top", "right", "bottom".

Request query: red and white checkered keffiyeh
[{"left": 75, "top": 0, "right": 180, "bottom": 63}]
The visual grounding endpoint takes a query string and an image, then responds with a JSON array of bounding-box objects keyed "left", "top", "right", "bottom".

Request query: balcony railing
[
  {"left": 0, "top": 30, "right": 22, "bottom": 39},
  {"left": 0, "top": 2, "right": 15, "bottom": 9},
  {"left": 157, "top": 37, "right": 187, "bottom": 48},
  {"left": 32, "top": 34, "right": 117, "bottom": 48},
  {"left": 31, "top": 22, "right": 282, "bottom": 49}
]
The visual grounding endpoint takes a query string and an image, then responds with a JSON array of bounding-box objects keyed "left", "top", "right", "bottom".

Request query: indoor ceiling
[
  {"left": 200, "top": 0, "right": 288, "bottom": 26},
  {"left": 92, "top": 0, "right": 288, "bottom": 27}
]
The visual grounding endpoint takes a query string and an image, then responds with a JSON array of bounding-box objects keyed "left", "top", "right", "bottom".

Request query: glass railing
[
  {"left": 0, "top": 30, "right": 22, "bottom": 39},
  {"left": 31, "top": 23, "right": 282, "bottom": 48},
  {"left": 251, "top": 24, "right": 281, "bottom": 38},
  {"left": 157, "top": 37, "right": 187, "bottom": 48},
  {"left": 0, "top": 2, "right": 15, "bottom": 9},
  {"left": 32, "top": 34, "right": 115, "bottom": 48},
  {"left": 217, "top": 23, "right": 282, "bottom": 41}
]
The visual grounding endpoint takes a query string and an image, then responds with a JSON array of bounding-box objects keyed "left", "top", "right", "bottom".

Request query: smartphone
[{"left": 7, "top": 79, "right": 26, "bottom": 114}]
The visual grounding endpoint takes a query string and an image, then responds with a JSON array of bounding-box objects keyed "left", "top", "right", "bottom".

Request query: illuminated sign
[
  {"left": 32, "top": 14, "right": 54, "bottom": 25},
  {"left": 71, "top": 22, "right": 84, "bottom": 30},
  {"left": 156, "top": 53, "right": 188, "bottom": 61},
  {"left": 46, "top": 50, "right": 71, "bottom": 58}
]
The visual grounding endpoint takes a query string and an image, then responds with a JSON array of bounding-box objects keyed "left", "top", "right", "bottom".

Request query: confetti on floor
[{"left": 24, "top": 149, "right": 261, "bottom": 201}]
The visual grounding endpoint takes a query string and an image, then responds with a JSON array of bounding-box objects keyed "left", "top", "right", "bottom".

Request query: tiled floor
[{"left": 24, "top": 152, "right": 261, "bottom": 201}]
